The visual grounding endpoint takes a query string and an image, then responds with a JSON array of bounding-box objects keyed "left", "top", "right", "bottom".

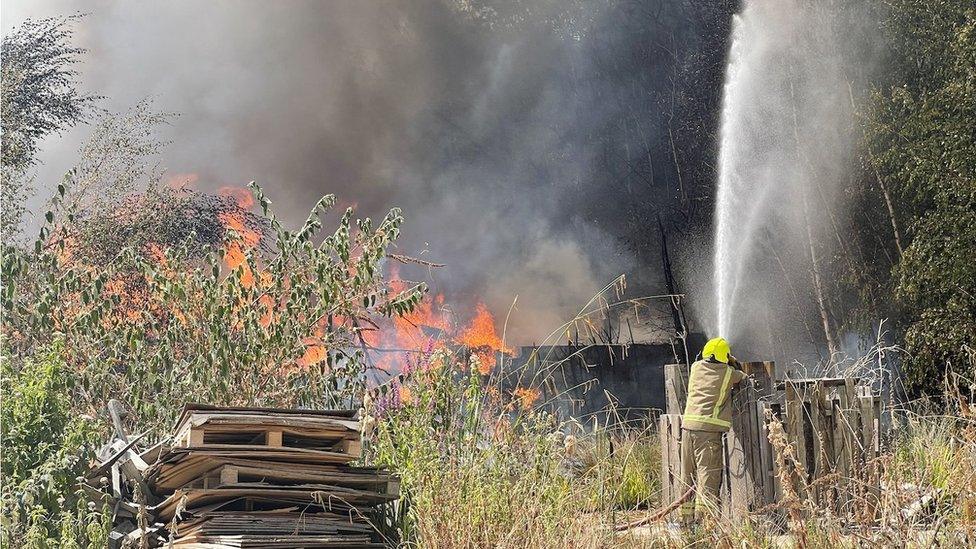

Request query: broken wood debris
[{"left": 84, "top": 403, "right": 397, "bottom": 548}]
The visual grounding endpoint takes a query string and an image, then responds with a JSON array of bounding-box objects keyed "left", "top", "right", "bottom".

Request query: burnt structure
[{"left": 505, "top": 333, "right": 706, "bottom": 424}]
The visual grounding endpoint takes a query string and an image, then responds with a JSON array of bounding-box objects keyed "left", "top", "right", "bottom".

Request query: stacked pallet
[{"left": 85, "top": 404, "right": 398, "bottom": 548}]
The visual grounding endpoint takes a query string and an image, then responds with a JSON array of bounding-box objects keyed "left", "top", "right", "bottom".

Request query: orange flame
[
  {"left": 218, "top": 186, "right": 255, "bottom": 209},
  {"left": 163, "top": 173, "right": 199, "bottom": 189},
  {"left": 512, "top": 387, "right": 541, "bottom": 410},
  {"left": 458, "top": 303, "right": 512, "bottom": 374},
  {"left": 297, "top": 337, "right": 327, "bottom": 368},
  {"left": 217, "top": 187, "right": 261, "bottom": 288}
]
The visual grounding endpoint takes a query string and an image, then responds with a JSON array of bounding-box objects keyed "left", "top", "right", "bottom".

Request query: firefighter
[{"left": 678, "top": 337, "right": 747, "bottom": 524}]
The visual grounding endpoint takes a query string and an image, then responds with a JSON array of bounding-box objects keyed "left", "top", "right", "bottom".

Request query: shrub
[
  {"left": 0, "top": 345, "right": 109, "bottom": 547},
  {"left": 1, "top": 181, "right": 425, "bottom": 437}
]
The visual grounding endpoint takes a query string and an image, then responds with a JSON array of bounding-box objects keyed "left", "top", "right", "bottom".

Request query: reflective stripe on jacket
[{"left": 682, "top": 359, "right": 746, "bottom": 432}]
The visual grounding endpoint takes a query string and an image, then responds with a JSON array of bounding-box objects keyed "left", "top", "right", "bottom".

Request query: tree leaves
[
  {"left": 860, "top": 0, "right": 976, "bottom": 394},
  {"left": 2, "top": 182, "right": 427, "bottom": 437}
]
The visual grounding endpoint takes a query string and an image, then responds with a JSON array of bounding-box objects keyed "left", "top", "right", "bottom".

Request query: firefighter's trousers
[{"left": 678, "top": 428, "right": 724, "bottom": 522}]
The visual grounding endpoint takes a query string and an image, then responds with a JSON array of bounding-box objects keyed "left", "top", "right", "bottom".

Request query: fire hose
[{"left": 614, "top": 486, "right": 695, "bottom": 531}]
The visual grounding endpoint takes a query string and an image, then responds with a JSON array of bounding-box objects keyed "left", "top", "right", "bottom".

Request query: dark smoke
[{"left": 6, "top": 0, "right": 734, "bottom": 342}]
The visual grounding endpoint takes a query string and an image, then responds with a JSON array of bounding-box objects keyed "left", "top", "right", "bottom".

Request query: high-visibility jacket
[{"left": 682, "top": 358, "right": 746, "bottom": 432}]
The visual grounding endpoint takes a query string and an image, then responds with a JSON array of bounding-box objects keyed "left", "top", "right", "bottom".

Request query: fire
[
  {"left": 218, "top": 186, "right": 255, "bottom": 209},
  {"left": 360, "top": 265, "right": 452, "bottom": 372},
  {"left": 394, "top": 292, "right": 451, "bottom": 343},
  {"left": 458, "top": 303, "right": 512, "bottom": 374},
  {"left": 297, "top": 336, "right": 327, "bottom": 368},
  {"left": 217, "top": 187, "right": 261, "bottom": 288},
  {"left": 163, "top": 173, "right": 199, "bottom": 189},
  {"left": 512, "top": 386, "right": 541, "bottom": 410},
  {"left": 364, "top": 265, "right": 512, "bottom": 377}
]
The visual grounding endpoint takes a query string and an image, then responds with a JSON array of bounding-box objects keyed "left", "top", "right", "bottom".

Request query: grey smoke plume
[{"left": 5, "top": 0, "right": 733, "bottom": 342}]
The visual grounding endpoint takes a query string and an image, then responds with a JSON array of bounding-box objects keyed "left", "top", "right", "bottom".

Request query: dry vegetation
[
  {"left": 359, "top": 339, "right": 976, "bottom": 547},
  {"left": 2, "top": 2, "right": 975, "bottom": 547}
]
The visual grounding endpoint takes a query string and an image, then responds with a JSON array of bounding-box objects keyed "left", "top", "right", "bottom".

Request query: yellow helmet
[{"left": 702, "top": 337, "right": 731, "bottom": 364}]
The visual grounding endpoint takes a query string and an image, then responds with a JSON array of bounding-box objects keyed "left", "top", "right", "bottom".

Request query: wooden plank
[
  {"left": 657, "top": 414, "right": 683, "bottom": 516},
  {"left": 728, "top": 383, "right": 753, "bottom": 517},
  {"left": 746, "top": 362, "right": 774, "bottom": 508},
  {"left": 187, "top": 429, "right": 205, "bottom": 447},
  {"left": 149, "top": 457, "right": 396, "bottom": 494},
  {"left": 858, "top": 388, "right": 877, "bottom": 461},
  {"left": 723, "top": 362, "right": 776, "bottom": 518},
  {"left": 658, "top": 414, "right": 673, "bottom": 507},
  {"left": 219, "top": 466, "right": 239, "bottom": 486},
  {"left": 784, "top": 382, "right": 807, "bottom": 484},
  {"left": 669, "top": 414, "right": 682, "bottom": 508},
  {"left": 266, "top": 431, "right": 283, "bottom": 448},
  {"left": 829, "top": 386, "right": 849, "bottom": 513},
  {"left": 664, "top": 364, "right": 688, "bottom": 416},
  {"left": 180, "top": 403, "right": 358, "bottom": 418},
  {"left": 151, "top": 486, "right": 397, "bottom": 521},
  {"left": 758, "top": 400, "right": 783, "bottom": 517},
  {"left": 808, "top": 381, "right": 831, "bottom": 508},
  {"left": 858, "top": 387, "right": 881, "bottom": 519},
  {"left": 338, "top": 439, "right": 362, "bottom": 458},
  {"left": 839, "top": 379, "right": 860, "bottom": 515},
  {"left": 726, "top": 413, "right": 750, "bottom": 518}
]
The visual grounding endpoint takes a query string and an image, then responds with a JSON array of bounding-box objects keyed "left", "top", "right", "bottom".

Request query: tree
[
  {"left": 1, "top": 16, "right": 95, "bottom": 241},
  {"left": 862, "top": 0, "right": 976, "bottom": 393}
]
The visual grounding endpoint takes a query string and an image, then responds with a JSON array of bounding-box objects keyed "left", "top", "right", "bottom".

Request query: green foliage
[
  {"left": 1, "top": 16, "right": 95, "bottom": 241},
  {"left": 0, "top": 345, "right": 109, "bottom": 547},
  {"left": 0, "top": 181, "right": 424, "bottom": 544},
  {"left": 1, "top": 179, "right": 424, "bottom": 435},
  {"left": 0, "top": 15, "right": 94, "bottom": 168},
  {"left": 575, "top": 429, "right": 660, "bottom": 510},
  {"left": 863, "top": 0, "right": 976, "bottom": 393},
  {"left": 62, "top": 99, "right": 172, "bottom": 213}
]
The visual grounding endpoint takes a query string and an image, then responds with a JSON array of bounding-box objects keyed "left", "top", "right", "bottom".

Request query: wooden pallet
[
  {"left": 177, "top": 463, "right": 400, "bottom": 497},
  {"left": 172, "top": 409, "right": 362, "bottom": 458},
  {"left": 94, "top": 405, "right": 397, "bottom": 547},
  {"left": 176, "top": 425, "right": 362, "bottom": 457},
  {"left": 148, "top": 454, "right": 398, "bottom": 494}
]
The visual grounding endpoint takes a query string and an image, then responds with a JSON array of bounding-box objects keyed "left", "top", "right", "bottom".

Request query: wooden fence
[{"left": 659, "top": 361, "right": 884, "bottom": 521}]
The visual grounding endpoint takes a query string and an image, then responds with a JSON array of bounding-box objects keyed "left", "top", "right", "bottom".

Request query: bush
[
  {"left": 0, "top": 344, "right": 109, "bottom": 547},
  {"left": 1, "top": 181, "right": 425, "bottom": 437},
  {"left": 863, "top": 0, "right": 976, "bottom": 394}
]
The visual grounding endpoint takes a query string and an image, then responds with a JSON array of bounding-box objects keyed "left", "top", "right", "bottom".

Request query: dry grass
[{"left": 365, "top": 344, "right": 976, "bottom": 548}]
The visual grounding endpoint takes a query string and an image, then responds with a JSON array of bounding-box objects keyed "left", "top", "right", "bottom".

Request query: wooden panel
[
  {"left": 266, "top": 430, "right": 283, "bottom": 447},
  {"left": 783, "top": 382, "right": 808, "bottom": 491},
  {"left": 659, "top": 414, "right": 684, "bottom": 519},
  {"left": 339, "top": 438, "right": 363, "bottom": 458},
  {"left": 727, "top": 362, "right": 775, "bottom": 518},
  {"left": 218, "top": 466, "right": 239, "bottom": 486},
  {"left": 758, "top": 401, "right": 783, "bottom": 511},
  {"left": 657, "top": 372, "right": 884, "bottom": 523},
  {"left": 658, "top": 414, "right": 672, "bottom": 507},
  {"left": 664, "top": 364, "right": 688, "bottom": 416},
  {"left": 728, "top": 386, "right": 752, "bottom": 517}
]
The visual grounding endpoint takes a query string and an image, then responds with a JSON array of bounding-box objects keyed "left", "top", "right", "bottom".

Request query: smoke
[
  {"left": 701, "top": 0, "right": 885, "bottom": 364},
  {"left": 5, "top": 0, "right": 731, "bottom": 343}
]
